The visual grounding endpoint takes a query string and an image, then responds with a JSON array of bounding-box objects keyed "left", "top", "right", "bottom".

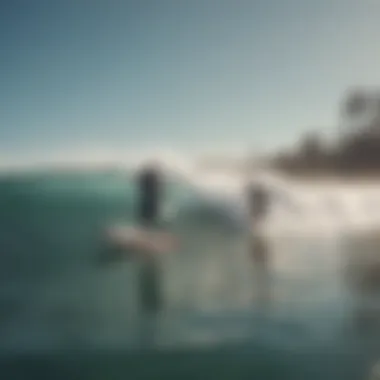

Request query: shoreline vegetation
[{"left": 266, "top": 89, "right": 380, "bottom": 181}]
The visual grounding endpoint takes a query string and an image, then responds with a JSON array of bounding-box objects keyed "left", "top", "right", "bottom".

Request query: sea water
[{"left": 0, "top": 169, "right": 380, "bottom": 379}]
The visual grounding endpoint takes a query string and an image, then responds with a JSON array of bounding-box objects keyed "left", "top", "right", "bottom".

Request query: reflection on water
[
  {"left": 139, "top": 256, "right": 162, "bottom": 315},
  {"left": 4, "top": 220, "right": 380, "bottom": 378},
  {"left": 344, "top": 233, "right": 380, "bottom": 336},
  {"left": 136, "top": 256, "right": 162, "bottom": 348},
  {"left": 90, "top": 225, "right": 356, "bottom": 351},
  {"left": 94, "top": 226, "right": 277, "bottom": 349},
  {"left": 249, "top": 233, "right": 271, "bottom": 308}
]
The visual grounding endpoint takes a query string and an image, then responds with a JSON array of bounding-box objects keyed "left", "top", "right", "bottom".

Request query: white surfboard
[{"left": 106, "top": 225, "right": 179, "bottom": 254}]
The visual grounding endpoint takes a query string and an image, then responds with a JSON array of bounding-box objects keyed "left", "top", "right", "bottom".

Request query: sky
[{"left": 1, "top": 0, "right": 380, "bottom": 166}]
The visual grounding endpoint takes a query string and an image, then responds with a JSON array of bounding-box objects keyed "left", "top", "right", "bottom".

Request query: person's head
[
  {"left": 139, "top": 159, "right": 161, "bottom": 175},
  {"left": 248, "top": 181, "right": 264, "bottom": 194}
]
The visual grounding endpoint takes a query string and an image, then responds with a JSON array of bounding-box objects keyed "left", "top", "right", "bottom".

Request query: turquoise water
[{"left": 0, "top": 171, "right": 380, "bottom": 379}]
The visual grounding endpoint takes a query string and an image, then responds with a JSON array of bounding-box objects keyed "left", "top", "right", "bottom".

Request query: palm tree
[{"left": 340, "top": 89, "right": 380, "bottom": 172}]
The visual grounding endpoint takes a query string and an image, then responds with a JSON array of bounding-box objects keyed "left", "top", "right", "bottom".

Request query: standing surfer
[
  {"left": 136, "top": 162, "right": 162, "bottom": 227},
  {"left": 247, "top": 181, "right": 270, "bottom": 226},
  {"left": 135, "top": 162, "right": 163, "bottom": 316},
  {"left": 246, "top": 181, "right": 272, "bottom": 307}
]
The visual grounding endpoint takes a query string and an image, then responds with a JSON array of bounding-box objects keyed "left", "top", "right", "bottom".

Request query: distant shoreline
[
  {"left": 274, "top": 170, "right": 380, "bottom": 184},
  {"left": 1, "top": 160, "right": 380, "bottom": 185}
]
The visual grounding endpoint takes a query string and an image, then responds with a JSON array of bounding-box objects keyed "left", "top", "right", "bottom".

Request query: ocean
[{"left": 0, "top": 169, "right": 380, "bottom": 379}]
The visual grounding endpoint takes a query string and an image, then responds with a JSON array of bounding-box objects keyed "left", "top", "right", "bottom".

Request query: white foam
[{"left": 175, "top": 169, "right": 380, "bottom": 237}]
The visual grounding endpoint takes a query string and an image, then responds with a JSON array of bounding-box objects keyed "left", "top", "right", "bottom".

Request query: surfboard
[{"left": 106, "top": 225, "right": 179, "bottom": 254}]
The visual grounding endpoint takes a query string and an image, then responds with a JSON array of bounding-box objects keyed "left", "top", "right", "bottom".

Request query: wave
[
  {"left": 175, "top": 170, "right": 380, "bottom": 237},
  {"left": 2, "top": 157, "right": 380, "bottom": 237}
]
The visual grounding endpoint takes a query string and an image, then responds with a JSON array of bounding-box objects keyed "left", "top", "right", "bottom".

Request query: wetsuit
[
  {"left": 136, "top": 166, "right": 161, "bottom": 227},
  {"left": 248, "top": 183, "right": 270, "bottom": 222},
  {"left": 136, "top": 166, "right": 162, "bottom": 313}
]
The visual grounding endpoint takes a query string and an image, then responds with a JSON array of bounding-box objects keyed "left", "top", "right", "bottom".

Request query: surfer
[
  {"left": 247, "top": 181, "right": 270, "bottom": 225},
  {"left": 136, "top": 162, "right": 162, "bottom": 227},
  {"left": 135, "top": 162, "right": 164, "bottom": 315},
  {"left": 246, "top": 181, "right": 272, "bottom": 307}
]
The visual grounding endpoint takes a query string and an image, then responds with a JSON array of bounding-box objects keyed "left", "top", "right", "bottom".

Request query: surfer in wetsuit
[
  {"left": 246, "top": 182, "right": 272, "bottom": 305},
  {"left": 136, "top": 163, "right": 162, "bottom": 227},
  {"left": 247, "top": 182, "right": 270, "bottom": 225},
  {"left": 135, "top": 162, "right": 163, "bottom": 315}
]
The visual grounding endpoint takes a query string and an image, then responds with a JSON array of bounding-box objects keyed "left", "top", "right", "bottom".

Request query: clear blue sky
[{"left": 1, "top": 0, "right": 380, "bottom": 165}]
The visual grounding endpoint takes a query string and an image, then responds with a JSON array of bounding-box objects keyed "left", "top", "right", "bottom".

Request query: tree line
[{"left": 270, "top": 89, "right": 380, "bottom": 177}]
